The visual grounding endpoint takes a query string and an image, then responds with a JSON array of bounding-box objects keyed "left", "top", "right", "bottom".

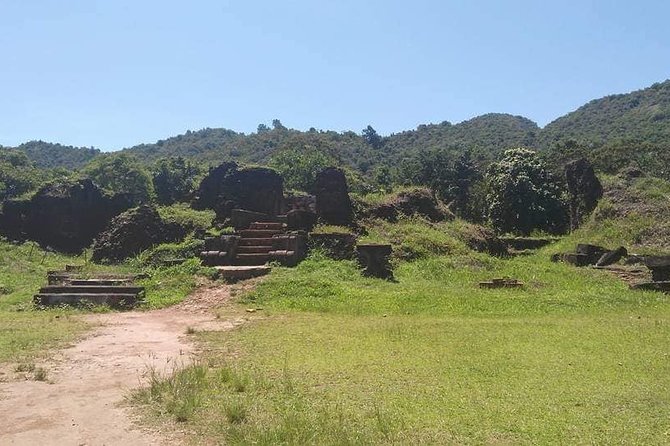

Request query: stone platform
[{"left": 215, "top": 265, "right": 271, "bottom": 281}]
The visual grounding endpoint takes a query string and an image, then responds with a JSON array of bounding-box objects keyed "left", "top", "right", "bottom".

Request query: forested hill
[
  {"left": 8, "top": 141, "right": 100, "bottom": 170},
  {"left": 121, "top": 114, "right": 540, "bottom": 173},
  {"left": 541, "top": 80, "right": 670, "bottom": 146},
  {"left": 4, "top": 80, "right": 670, "bottom": 175},
  {"left": 383, "top": 114, "right": 539, "bottom": 162},
  {"left": 121, "top": 126, "right": 375, "bottom": 172}
]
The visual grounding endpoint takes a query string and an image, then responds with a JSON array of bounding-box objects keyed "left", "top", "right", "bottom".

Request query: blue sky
[{"left": 1, "top": 0, "right": 669, "bottom": 151}]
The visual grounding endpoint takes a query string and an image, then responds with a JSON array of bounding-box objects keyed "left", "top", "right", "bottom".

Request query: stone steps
[
  {"left": 34, "top": 293, "right": 141, "bottom": 308},
  {"left": 39, "top": 285, "right": 145, "bottom": 294},
  {"left": 69, "top": 279, "right": 133, "bottom": 286},
  {"left": 232, "top": 221, "right": 287, "bottom": 266},
  {"left": 234, "top": 253, "right": 271, "bottom": 265},
  {"left": 236, "top": 245, "right": 273, "bottom": 254},
  {"left": 36, "top": 269, "right": 145, "bottom": 309},
  {"left": 238, "top": 237, "right": 275, "bottom": 246},
  {"left": 240, "top": 229, "right": 283, "bottom": 238},
  {"left": 249, "top": 222, "right": 285, "bottom": 230},
  {"left": 215, "top": 265, "right": 271, "bottom": 281}
]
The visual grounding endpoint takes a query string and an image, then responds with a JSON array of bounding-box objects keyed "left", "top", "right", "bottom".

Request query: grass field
[
  {"left": 133, "top": 248, "right": 670, "bottom": 445},
  {"left": 0, "top": 239, "right": 203, "bottom": 364}
]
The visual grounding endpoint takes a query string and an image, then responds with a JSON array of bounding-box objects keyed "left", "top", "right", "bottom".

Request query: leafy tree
[
  {"left": 257, "top": 124, "right": 270, "bottom": 133},
  {"left": 152, "top": 157, "right": 202, "bottom": 205},
  {"left": 362, "top": 125, "right": 383, "bottom": 149},
  {"left": 373, "top": 165, "right": 393, "bottom": 193},
  {"left": 449, "top": 151, "right": 480, "bottom": 219},
  {"left": 486, "top": 148, "right": 568, "bottom": 235},
  {"left": 272, "top": 119, "right": 286, "bottom": 131},
  {"left": 269, "top": 146, "right": 336, "bottom": 192},
  {"left": 83, "top": 154, "right": 155, "bottom": 204},
  {"left": 0, "top": 149, "right": 45, "bottom": 200}
]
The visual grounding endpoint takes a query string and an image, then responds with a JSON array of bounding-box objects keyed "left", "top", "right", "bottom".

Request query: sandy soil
[{"left": 0, "top": 284, "right": 243, "bottom": 446}]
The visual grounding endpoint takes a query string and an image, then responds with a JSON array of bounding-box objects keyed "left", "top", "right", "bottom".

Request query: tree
[
  {"left": 449, "top": 150, "right": 480, "bottom": 219},
  {"left": 257, "top": 124, "right": 270, "bottom": 133},
  {"left": 269, "top": 145, "right": 336, "bottom": 192},
  {"left": 362, "top": 125, "right": 383, "bottom": 149},
  {"left": 152, "top": 157, "right": 201, "bottom": 205},
  {"left": 373, "top": 165, "right": 393, "bottom": 193},
  {"left": 486, "top": 148, "right": 568, "bottom": 235},
  {"left": 272, "top": 119, "right": 286, "bottom": 131},
  {"left": 83, "top": 154, "right": 155, "bottom": 204},
  {"left": 0, "top": 149, "right": 45, "bottom": 200}
]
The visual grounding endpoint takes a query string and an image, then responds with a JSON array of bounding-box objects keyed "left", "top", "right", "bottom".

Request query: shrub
[{"left": 486, "top": 148, "right": 568, "bottom": 235}]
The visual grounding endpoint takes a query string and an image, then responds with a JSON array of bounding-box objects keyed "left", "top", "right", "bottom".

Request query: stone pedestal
[
  {"left": 645, "top": 256, "right": 670, "bottom": 282},
  {"left": 356, "top": 244, "right": 393, "bottom": 280},
  {"left": 315, "top": 167, "right": 353, "bottom": 226}
]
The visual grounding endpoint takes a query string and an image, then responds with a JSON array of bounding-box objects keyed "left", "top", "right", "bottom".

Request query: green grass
[
  {"left": 157, "top": 203, "right": 216, "bottom": 232},
  {"left": 0, "top": 239, "right": 208, "bottom": 363},
  {"left": 0, "top": 240, "right": 118, "bottom": 363},
  {"left": 134, "top": 250, "right": 670, "bottom": 444},
  {"left": 551, "top": 175, "right": 670, "bottom": 254},
  {"left": 244, "top": 251, "right": 665, "bottom": 317}
]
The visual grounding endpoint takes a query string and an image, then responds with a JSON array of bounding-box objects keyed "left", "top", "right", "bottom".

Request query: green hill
[
  {"left": 122, "top": 126, "right": 377, "bottom": 172},
  {"left": 10, "top": 140, "right": 100, "bottom": 170},
  {"left": 542, "top": 80, "right": 670, "bottom": 146},
  {"left": 382, "top": 113, "right": 539, "bottom": 162},
  {"left": 6, "top": 80, "right": 670, "bottom": 177}
]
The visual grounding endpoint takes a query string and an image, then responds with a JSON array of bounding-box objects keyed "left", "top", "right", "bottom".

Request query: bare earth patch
[{"left": 0, "top": 283, "right": 243, "bottom": 445}]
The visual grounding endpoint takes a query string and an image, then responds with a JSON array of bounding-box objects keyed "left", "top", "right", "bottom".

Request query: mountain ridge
[{"left": 3, "top": 79, "right": 669, "bottom": 173}]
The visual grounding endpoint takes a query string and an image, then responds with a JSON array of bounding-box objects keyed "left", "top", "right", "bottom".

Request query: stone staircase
[
  {"left": 235, "top": 222, "right": 286, "bottom": 265},
  {"left": 35, "top": 274, "right": 145, "bottom": 309}
]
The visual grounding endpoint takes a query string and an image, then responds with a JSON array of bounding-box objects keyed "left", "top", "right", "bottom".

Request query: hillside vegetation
[
  {"left": 11, "top": 141, "right": 100, "bottom": 170},
  {"left": 4, "top": 80, "right": 669, "bottom": 178}
]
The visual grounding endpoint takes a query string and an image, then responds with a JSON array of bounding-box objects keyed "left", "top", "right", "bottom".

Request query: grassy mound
[{"left": 552, "top": 174, "right": 670, "bottom": 254}]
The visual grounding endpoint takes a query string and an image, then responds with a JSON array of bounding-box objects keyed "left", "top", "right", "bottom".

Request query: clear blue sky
[{"left": 1, "top": 0, "right": 669, "bottom": 151}]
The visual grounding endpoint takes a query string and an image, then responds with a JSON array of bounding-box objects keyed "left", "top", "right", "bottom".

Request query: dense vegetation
[
  {"left": 10, "top": 140, "right": 100, "bottom": 169},
  {"left": 5, "top": 81, "right": 669, "bottom": 181}
]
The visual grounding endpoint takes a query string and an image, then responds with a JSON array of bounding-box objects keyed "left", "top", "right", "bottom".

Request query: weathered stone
[
  {"left": 315, "top": 167, "right": 353, "bottom": 226},
  {"left": 644, "top": 256, "right": 670, "bottom": 282},
  {"left": 357, "top": 244, "right": 393, "bottom": 280},
  {"left": 559, "top": 253, "right": 592, "bottom": 267},
  {"left": 0, "top": 179, "right": 131, "bottom": 253},
  {"left": 364, "top": 187, "right": 454, "bottom": 223},
  {"left": 596, "top": 246, "right": 628, "bottom": 267},
  {"left": 200, "top": 235, "right": 240, "bottom": 266},
  {"left": 284, "top": 193, "right": 316, "bottom": 213},
  {"left": 269, "top": 231, "right": 308, "bottom": 266},
  {"left": 230, "top": 209, "right": 276, "bottom": 230},
  {"left": 91, "top": 205, "right": 165, "bottom": 263},
  {"left": 192, "top": 162, "right": 238, "bottom": 210},
  {"left": 576, "top": 244, "right": 609, "bottom": 264},
  {"left": 565, "top": 158, "right": 603, "bottom": 230},
  {"left": 214, "top": 265, "right": 271, "bottom": 281},
  {"left": 193, "top": 163, "right": 284, "bottom": 221},
  {"left": 479, "top": 278, "right": 524, "bottom": 289},
  {"left": 309, "top": 232, "right": 357, "bottom": 260},
  {"left": 462, "top": 225, "right": 509, "bottom": 257},
  {"left": 287, "top": 209, "right": 317, "bottom": 231}
]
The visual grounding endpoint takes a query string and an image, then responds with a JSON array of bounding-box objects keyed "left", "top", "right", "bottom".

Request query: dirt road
[{"left": 0, "top": 284, "right": 241, "bottom": 446}]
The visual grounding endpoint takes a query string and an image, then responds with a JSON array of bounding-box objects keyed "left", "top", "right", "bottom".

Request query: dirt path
[{"left": 0, "top": 284, "right": 243, "bottom": 446}]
